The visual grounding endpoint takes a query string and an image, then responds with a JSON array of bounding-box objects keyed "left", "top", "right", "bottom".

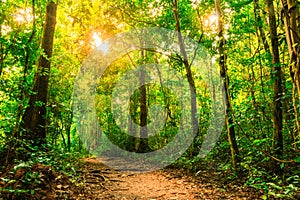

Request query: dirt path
[{"left": 73, "top": 158, "right": 261, "bottom": 200}]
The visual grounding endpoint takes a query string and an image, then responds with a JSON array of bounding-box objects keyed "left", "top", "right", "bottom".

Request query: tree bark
[
  {"left": 20, "top": 1, "right": 57, "bottom": 146},
  {"left": 280, "top": 0, "right": 300, "bottom": 139},
  {"left": 214, "top": 0, "right": 239, "bottom": 171},
  {"left": 266, "top": 0, "right": 283, "bottom": 170},
  {"left": 137, "top": 50, "right": 150, "bottom": 153},
  {"left": 254, "top": 0, "right": 270, "bottom": 52},
  {"left": 173, "top": 0, "right": 199, "bottom": 157},
  {"left": 280, "top": 0, "right": 300, "bottom": 87}
]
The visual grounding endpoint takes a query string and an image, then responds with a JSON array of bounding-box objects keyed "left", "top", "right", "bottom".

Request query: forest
[{"left": 0, "top": 0, "right": 300, "bottom": 199}]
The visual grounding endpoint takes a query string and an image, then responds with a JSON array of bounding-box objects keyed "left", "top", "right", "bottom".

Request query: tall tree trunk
[
  {"left": 214, "top": 0, "right": 239, "bottom": 171},
  {"left": 66, "top": 111, "right": 73, "bottom": 151},
  {"left": 266, "top": 0, "right": 283, "bottom": 170},
  {"left": 20, "top": 1, "right": 57, "bottom": 146},
  {"left": 254, "top": 0, "right": 270, "bottom": 52},
  {"left": 128, "top": 94, "right": 139, "bottom": 152},
  {"left": 137, "top": 50, "right": 150, "bottom": 153},
  {"left": 280, "top": 0, "right": 300, "bottom": 139},
  {"left": 173, "top": 0, "right": 199, "bottom": 157}
]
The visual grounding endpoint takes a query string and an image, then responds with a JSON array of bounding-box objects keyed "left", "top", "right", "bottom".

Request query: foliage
[
  {"left": 0, "top": 0, "right": 300, "bottom": 198},
  {"left": 0, "top": 141, "right": 86, "bottom": 199}
]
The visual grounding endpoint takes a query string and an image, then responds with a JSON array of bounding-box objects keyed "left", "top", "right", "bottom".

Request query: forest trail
[{"left": 73, "top": 157, "right": 261, "bottom": 200}]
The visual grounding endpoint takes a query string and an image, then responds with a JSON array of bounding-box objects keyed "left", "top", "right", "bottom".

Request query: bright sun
[
  {"left": 91, "top": 32, "right": 109, "bottom": 54},
  {"left": 92, "top": 32, "right": 102, "bottom": 47}
]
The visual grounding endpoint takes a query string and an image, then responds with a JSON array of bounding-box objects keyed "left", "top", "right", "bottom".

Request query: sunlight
[
  {"left": 205, "top": 14, "right": 218, "bottom": 27},
  {"left": 148, "top": 0, "right": 163, "bottom": 18},
  {"left": 14, "top": 8, "right": 33, "bottom": 24},
  {"left": 224, "top": 33, "right": 229, "bottom": 40},
  {"left": 92, "top": 32, "right": 102, "bottom": 47},
  {"left": 212, "top": 56, "right": 217, "bottom": 64},
  {"left": 203, "top": 13, "right": 219, "bottom": 33},
  {"left": 91, "top": 32, "right": 109, "bottom": 54},
  {"left": 191, "top": 0, "right": 202, "bottom": 9},
  {"left": 1, "top": 25, "right": 12, "bottom": 35}
]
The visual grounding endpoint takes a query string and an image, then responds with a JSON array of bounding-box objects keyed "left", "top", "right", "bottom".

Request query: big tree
[
  {"left": 280, "top": 0, "right": 300, "bottom": 99},
  {"left": 266, "top": 0, "right": 283, "bottom": 170},
  {"left": 214, "top": 0, "right": 239, "bottom": 171},
  {"left": 21, "top": 1, "right": 57, "bottom": 146}
]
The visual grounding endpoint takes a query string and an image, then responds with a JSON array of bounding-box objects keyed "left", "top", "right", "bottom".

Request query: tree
[
  {"left": 266, "top": 0, "right": 283, "bottom": 170},
  {"left": 20, "top": 1, "right": 57, "bottom": 146},
  {"left": 280, "top": 0, "right": 300, "bottom": 99},
  {"left": 280, "top": 0, "right": 300, "bottom": 140},
  {"left": 137, "top": 49, "right": 150, "bottom": 153},
  {"left": 214, "top": 0, "right": 239, "bottom": 171},
  {"left": 173, "top": 0, "right": 199, "bottom": 157},
  {"left": 253, "top": 0, "right": 270, "bottom": 52}
]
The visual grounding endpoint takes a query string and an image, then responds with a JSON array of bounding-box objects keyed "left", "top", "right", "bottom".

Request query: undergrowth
[{"left": 0, "top": 140, "right": 88, "bottom": 199}]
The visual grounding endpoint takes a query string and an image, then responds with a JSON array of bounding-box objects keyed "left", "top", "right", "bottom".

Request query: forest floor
[
  {"left": 71, "top": 157, "right": 262, "bottom": 200},
  {"left": 0, "top": 157, "right": 264, "bottom": 200}
]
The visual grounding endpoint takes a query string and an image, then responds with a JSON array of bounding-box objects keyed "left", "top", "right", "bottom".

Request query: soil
[
  {"left": 0, "top": 157, "right": 263, "bottom": 200},
  {"left": 73, "top": 157, "right": 262, "bottom": 200}
]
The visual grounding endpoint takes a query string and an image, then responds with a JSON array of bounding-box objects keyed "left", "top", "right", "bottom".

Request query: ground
[
  {"left": 0, "top": 157, "right": 263, "bottom": 200},
  {"left": 73, "top": 157, "right": 261, "bottom": 200}
]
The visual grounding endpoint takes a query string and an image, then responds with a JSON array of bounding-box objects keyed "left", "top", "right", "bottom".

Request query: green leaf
[
  {"left": 295, "top": 157, "right": 300, "bottom": 163},
  {"left": 253, "top": 139, "right": 267, "bottom": 145},
  {"left": 267, "top": 182, "right": 283, "bottom": 190},
  {"left": 280, "top": 163, "right": 284, "bottom": 169},
  {"left": 30, "top": 189, "right": 35, "bottom": 195}
]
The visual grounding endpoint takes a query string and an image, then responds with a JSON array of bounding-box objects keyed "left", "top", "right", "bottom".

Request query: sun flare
[
  {"left": 92, "top": 32, "right": 102, "bottom": 47},
  {"left": 91, "top": 32, "right": 109, "bottom": 54}
]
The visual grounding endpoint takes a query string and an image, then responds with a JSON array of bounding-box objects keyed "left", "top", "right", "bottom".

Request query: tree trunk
[
  {"left": 280, "top": 0, "right": 300, "bottom": 139},
  {"left": 214, "top": 0, "right": 239, "bottom": 171},
  {"left": 266, "top": 0, "right": 283, "bottom": 170},
  {"left": 280, "top": 0, "right": 300, "bottom": 88},
  {"left": 254, "top": 0, "right": 270, "bottom": 52},
  {"left": 129, "top": 96, "right": 139, "bottom": 152},
  {"left": 20, "top": 1, "right": 57, "bottom": 146},
  {"left": 173, "top": 0, "right": 199, "bottom": 157},
  {"left": 66, "top": 111, "right": 73, "bottom": 151},
  {"left": 137, "top": 52, "right": 150, "bottom": 153}
]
